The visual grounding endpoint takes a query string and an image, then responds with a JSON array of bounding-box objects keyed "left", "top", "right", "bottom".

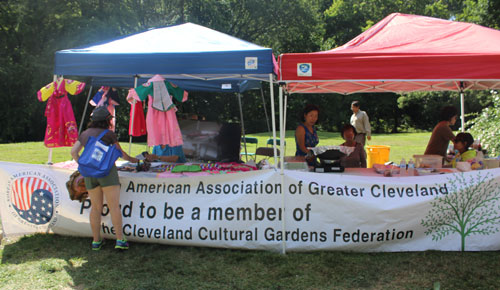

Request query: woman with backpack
[{"left": 71, "top": 106, "right": 139, "bottom": 251}]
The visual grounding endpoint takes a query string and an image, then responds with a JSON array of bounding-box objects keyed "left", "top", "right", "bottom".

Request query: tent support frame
[
  {"left": 238, "top": 93, "right": 249, "bottom": 162},
  {"left": 278, "top": 83, "right": 287, "bottom": 255},
  {"left": 79, "top": 85, "right": 93, "bottom": 135},
  {"left": 460, "top": 82, "right": 465, "bottom": 132},
  {"left": 128, "top": 76, "right": 139, "bottom": 156}
]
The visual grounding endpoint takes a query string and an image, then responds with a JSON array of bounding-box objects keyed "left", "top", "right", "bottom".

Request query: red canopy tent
[
  {"left": 278, "top": 13, "right": 500, "bottom": 94},
  {"left": 274, "top": 12, "right": 500, "bottom": 150}
]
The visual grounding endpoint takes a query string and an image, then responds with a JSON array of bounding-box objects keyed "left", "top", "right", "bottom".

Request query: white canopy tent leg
[
  {"left": 238, "top": 93, "right": 249, "bottom": 162},
  {"left": 47, "top": 74, "right": 59, "bottom": 165},
  {"left": 460, "top": 89, "right": 465, "bottom": 132},
  {"left": 270, "top": 80, "right": 278, "bottom": 165},
  {"left": 277, "top": 82, "right": 286, "bottom": 255},
  {"left": 279, "top": 86, "right": 286, "bottom": 172},
  {"left": 129, "top": 76, "right": 138, "bottom": 156},
  {"left": 282, "top": 89, "right": 288, "bottom": 166},
  {"left": 78, "top": 85, "right": 93, "bottom": 135},
  {"left": 47, "top": 149, "right": 53, "bottom": 165},
  {"left": 260, "top": 86, "right": 271, "bottom": 134}
]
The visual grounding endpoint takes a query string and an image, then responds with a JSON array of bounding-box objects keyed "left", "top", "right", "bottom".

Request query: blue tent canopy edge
[{"left": 54, "top": 22, "right": 276, "bottom": 92}]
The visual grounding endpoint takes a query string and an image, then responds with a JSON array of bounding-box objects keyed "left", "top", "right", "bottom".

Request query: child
[{"left": 452, "top": 132, "right": 476, "bottom": 168}]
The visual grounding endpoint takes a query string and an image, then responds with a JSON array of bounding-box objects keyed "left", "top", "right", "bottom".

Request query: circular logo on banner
[
  {"left": 5, "top": 170, "right": 60, "bottom": 229},
  {"left": 297, "top": 63, "right": 312, "bottom": 76}
]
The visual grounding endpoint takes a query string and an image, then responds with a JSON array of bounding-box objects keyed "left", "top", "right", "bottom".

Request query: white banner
[{"left": 1, "top": 161, "right": 500, "bottom": 252}]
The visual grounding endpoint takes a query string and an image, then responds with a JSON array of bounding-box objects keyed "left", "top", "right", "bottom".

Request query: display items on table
[
  {"left": 308, "top": 146, "right": 356, "bottom": 173},
  {"left": 117, "top": 161, "right": 257, "bottom": 175},
  {"left": 413, "top": 154, "right": 443, "bottom": 169},
  {"left": 373, "top": 163, "right": 400, "bottom": 177},
  {"left": 483, "top": 158, "right": 500, "bottom": 169},
  {"left": 37, "top": 78, "right": 85, "bottom": 148},
  {"left": 373, "top": 160, "right": 461, "bottom": 177}
]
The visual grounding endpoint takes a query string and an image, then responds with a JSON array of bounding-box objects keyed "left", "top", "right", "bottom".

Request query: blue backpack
[{"left": 78, "top": 130, "right": 123, "bottom": 178}]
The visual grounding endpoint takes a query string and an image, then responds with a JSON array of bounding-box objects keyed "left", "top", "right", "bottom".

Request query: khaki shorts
[{"left": 84, "top": 166, "right": 120, "bottom": 190}]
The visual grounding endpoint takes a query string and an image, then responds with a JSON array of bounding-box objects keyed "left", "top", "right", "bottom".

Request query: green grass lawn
[
  {"left": 1, "top": 233, "right": 499, "bottom": 289},
  {"left": 0, "top": 131, "right": 429, "bottom": 165},
  {"left": 0, "top": 142, "right": 148, "bottom": 165},
  {"left": 246, "top": 131, "right": 431, "bottom": 164},
  {"left": 2, "top": 133, "right": 499, "bottom": 289}
]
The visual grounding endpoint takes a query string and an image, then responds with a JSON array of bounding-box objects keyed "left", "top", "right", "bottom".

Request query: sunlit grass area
[
  {"left": 247, "top": 131, "right": 432, "bottom": 164},
  {"left": 0, "top": 132, "right": 431, "bottom": 165},
  {"left": 0, "top": 130, "right": 430, "bottom": 164},
  {"left": 0, "top": 233, "right": 499, "bottom": 289}
]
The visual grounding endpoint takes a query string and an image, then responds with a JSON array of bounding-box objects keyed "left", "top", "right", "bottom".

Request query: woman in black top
[{"left": 71, "top": 106, "right": 138, "bottom": 251}]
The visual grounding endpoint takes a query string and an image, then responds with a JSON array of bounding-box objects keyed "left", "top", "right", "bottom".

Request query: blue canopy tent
[
  {"left": 54, "top": 22, "right": 275, "bottom": 88},
  {"left": 53, "top": 22, "right": 279, "bottom": 160}
]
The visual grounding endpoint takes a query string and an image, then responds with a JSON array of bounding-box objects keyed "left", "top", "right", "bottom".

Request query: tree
[
  {"left": 183, "top": 0, "right": 324, "bottom": 54},
  {"left": 0, "top": 0, "right": 498, "bottom": 141},
  {"left": 322, "top": 0, "right": 451, "bottom": 50},
  {"left": 421, "top": 172, "right": 500, "bottom": 251},
  {"left": 466, "top": 91, "right": 500, "bottom": 156}
]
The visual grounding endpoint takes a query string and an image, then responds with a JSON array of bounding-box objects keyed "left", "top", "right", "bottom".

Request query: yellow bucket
[{"left": 366, "top": 145, "right": 391, "bottom": 168}]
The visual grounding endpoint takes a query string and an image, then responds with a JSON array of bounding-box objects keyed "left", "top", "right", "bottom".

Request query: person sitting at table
[
  {"left": 145, "top": 145, "right": 186, "bottom": 163},
  {"left": 425, "top": 105, "right": 458, "bottom": 158},
  {"left": 339, "top": 124, "right": 367, "bottom": 168},
  {"left": 295, "top": 104, "right": 320, "bottom": 166},
  {"left": 451, "top": 132, "right": 476, "bottom": 168}
]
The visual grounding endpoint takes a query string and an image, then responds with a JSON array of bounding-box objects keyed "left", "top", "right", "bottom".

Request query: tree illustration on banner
[{"left": 421, "top": 172, "right": 500, "bottom": 251}]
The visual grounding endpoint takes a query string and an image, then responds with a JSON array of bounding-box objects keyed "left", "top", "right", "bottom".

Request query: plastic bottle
[
  {"left": 447, "top": 143, "right": 454, "bottom": 155},
  {"left": 476, "top": 150, "right": 484, "bottom": 161},
  {"left": 399, "top": 158, "right": 407, "bottom": 176},
  {"left": 407, "top": 158, "right": 415, "bottom": 176}
]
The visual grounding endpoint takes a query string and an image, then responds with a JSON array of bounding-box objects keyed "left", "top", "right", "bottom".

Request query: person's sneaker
[
  {"left": 92, "top": 240, "right": 104, "bottom": 251},
  {"left": 115, "top": 239, "right": 129, "bottom": 250}
]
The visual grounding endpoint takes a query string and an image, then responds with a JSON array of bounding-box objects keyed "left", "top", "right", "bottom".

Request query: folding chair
[
  {"left": 255, "top": 147, "right": 280, "bottom": 158},
  {"left": 255, "top": 138, "right": 284, "bottom": 160},
  {"left": 241, "top": 137, "right": 258, "bottom": 160},
  {"left": 266, "top": 138, "right": 286, "bottom": 151}
]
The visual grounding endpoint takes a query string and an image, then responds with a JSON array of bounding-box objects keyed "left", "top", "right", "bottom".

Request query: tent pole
[
  {"left": 279, "top": 86, "right": 285, "bottom": 175},
  {"left": 460, "top": 84, "right": 465, "bottom": 132},
  {"left": 260, "top": 86, "right": 271, "bottom": 134},
  {"left": 47, "top": 74, "right": 59, "bottom": 165},
  {"left": 129, "top": 77, "right": 138, "bottom": 156},
  {"left": 238, "top": 93, "right": 248, "bottom": 162},
  {"left": 283, "top": 90, "right": 288, "bottom": 154},
  {"left": 279, "top": 86, "right": 286, "bottom": 172},
  {"left": 79, "top": 85, "right": 93, "bottom": 135},
  {"left": 276, "top": 79, "right": 286, "bottom": 255},
  {"left": 270, "top": 81, "right": 278, "bottom": 165}
]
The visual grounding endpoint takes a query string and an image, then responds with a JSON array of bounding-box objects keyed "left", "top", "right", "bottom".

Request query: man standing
[{"left": 350, "top": 101, "right": 371, "bottom": 146}]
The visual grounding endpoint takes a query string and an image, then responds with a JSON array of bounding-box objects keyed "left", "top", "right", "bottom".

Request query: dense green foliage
[
  {"left": 0, "top": 0, "right": 498, "bottom": 143},
  {"left": 467, "top": 91, "right": 500, "bottom": 156}
]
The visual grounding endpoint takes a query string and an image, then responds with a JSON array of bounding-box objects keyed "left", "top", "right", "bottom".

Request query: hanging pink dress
[
  {"left": 133, "top": 75, "right": 188, "bottom": 147},
  {"left": 37, "top": 78, "right": 85, "bottom": 148},
  {"left": 126, "top": 89, "right": 147, "bottom": 137}
]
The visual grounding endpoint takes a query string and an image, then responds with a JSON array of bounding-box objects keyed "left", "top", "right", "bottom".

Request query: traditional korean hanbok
[
  {"left": 90, "top": 87, "right": 120, "bottom": 131},
  {"left": 126, "top": 88, "right": 147, "bottom": 137},
  {"left": 131, "top": 75, "right": 188, "bottom": 147},
  {"left": 37, "top": 78, "right": 85, "bottom": 147}
]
